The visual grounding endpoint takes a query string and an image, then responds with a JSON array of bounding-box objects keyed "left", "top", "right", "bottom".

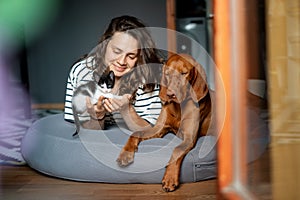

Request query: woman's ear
[{"left": 190, "top": 63, "right": 209, "bottom": 102}]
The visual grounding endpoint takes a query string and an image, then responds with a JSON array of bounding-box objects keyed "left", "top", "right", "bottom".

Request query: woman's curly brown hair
[{"left": 84, "top": 15, "right": 164, "bottom": 98}]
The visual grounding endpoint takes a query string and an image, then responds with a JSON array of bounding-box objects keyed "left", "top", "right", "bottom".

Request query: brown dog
[{"left": 116, "top": 54, "right": 213, "bottom": 192}]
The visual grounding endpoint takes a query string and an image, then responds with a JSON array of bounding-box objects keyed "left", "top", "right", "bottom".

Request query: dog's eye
[{"left": 181, "top": 72, "right": 188, "bottom": 75}]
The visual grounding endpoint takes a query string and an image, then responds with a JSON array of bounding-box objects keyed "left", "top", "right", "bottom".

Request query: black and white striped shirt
[{"left": 64, "top": 58, "right": 162, "bottom": 125}]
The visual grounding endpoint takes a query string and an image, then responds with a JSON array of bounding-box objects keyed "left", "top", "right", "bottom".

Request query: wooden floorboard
[
  {"left": 0, "top": 165, "right": 217, "bottom": 200},
  {"left": 0, "top": 148, "right": 271, "bottom": 199}
]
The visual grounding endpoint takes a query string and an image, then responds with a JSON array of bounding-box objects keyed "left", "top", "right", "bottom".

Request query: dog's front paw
[
  {"left": 116, "top": 150, "right": 135, "bottom": 167},
  {"left": 162, "top": 175, "right": 179, "bottom": 192},
  {"left": 161, "top": 166, "right": 180, "bottom": 192}
]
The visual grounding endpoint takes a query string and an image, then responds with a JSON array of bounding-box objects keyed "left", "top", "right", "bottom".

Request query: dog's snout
[{"left": 167, "top": 89, "right": 176, "bottom": 98}]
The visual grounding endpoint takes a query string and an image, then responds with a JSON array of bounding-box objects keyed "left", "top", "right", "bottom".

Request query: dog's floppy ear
[
  {"left": 189, "top": 62, "right": 209, "bottom": 102},
  {"left": 159, "top": 64, "right": 168, "bottom": 104}
]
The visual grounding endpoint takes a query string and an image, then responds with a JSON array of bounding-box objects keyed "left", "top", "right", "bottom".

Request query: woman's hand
[
  {"left": 86, "top": 96, "right": 106, "bottom": 120},
  {"left": 91, "top": 94, "right": 150, "bottom": 131},
  {"left": 102, "top": 94, "right": 151, "bottom": 131},
  {"left": 102, "top": 94, "right": 132, "bottom": 113}
]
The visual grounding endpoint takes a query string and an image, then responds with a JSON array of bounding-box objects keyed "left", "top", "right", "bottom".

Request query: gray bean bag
[
  {"left": 21, "top": 107, "right": 269, "bottom": 183},
  {"left": 21, "top": 114, "right": 217, "bottom": 183}
]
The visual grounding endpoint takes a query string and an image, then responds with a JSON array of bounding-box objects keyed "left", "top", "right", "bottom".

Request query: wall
[{"left": 26, "top": 0, "right": 166, "bottom": 104}]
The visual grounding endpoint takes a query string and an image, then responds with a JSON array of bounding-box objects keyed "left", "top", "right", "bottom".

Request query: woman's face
[{"left": 105, "top": 32, "right": 139, "bottom": 78}]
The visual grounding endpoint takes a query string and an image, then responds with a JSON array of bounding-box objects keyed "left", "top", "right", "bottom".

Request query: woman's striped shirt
[{"left": 64, "top": 58, "right": 162, "bottom": 126}]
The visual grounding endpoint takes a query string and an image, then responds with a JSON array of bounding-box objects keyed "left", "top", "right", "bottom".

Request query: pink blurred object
[{"left": 0, "top": 55, "right": 31, "bottom": 164}]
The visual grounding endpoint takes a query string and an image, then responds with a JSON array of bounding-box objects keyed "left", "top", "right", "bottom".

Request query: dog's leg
[
  {"left": 116, "top": 123, "right": 168, "bottom": 166},
  {"left": 116, "top": 108, "right": 170, "bottom": 167},
  {"left": 163, "top": 138, "right": 199, "bottom": 192},
  {"left": 161, "top": 137, "right": 198, "bottom": 192},
  {"left": 162, "top": 104, "right": 200, "bottom": 192}
]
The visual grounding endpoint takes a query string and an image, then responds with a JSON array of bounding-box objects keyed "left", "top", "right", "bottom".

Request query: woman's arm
[
  {"left": 103, "top": 85, "right": 162, "bottom": 131},
  {"left": 64, "top": 58, "right": 96, "bottom": 122},
  {"left": 64, "top": 65, "right": 78, "bottom": 122},
  {"left": 82, "top": 96, "right": 106, "bottom": 129}
]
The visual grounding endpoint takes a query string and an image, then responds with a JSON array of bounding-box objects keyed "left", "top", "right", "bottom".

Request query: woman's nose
[{"left": 117, "top": 54, "right": 127, "bottom": 66}]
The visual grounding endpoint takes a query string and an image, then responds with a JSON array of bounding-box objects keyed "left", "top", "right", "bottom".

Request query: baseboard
[{"left": 32, "top": 103, "right": 64, "bottom": 110}]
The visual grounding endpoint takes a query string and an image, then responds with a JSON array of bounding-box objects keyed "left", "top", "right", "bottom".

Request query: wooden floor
[
  {"left": 0, "top": 149, "right": 271, "bottom": 200},
  {"left": 1, "top": 166, "right": 217, "bottom": 200}
]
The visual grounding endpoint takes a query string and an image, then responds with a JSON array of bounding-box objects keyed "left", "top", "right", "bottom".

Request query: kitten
[{"left": 72, "top": 70, "right": 121, "bottom": 137}]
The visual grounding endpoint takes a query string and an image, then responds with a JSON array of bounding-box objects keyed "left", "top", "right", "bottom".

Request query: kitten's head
[{"left": 98, "top": 70, "right": 115, "bottom": 92}]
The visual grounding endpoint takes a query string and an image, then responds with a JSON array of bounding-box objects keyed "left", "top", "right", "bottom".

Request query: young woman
[{"left": 64, "top": 15, "right": 163, "bottom": 131}]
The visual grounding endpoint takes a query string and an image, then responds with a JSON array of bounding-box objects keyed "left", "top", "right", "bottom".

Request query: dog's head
[{"left": 159, "top": 54, "right": 208, "bottom": 104}]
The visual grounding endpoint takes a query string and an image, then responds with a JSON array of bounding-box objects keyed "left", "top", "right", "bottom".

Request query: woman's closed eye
[
  {"left": 112, "top": 48, "right": 136, "bottom": 59},
  {"left": 128, "top": 53, "right": 137, "bottom": 59},
  {"left": 113, "top": 48, "right": 122, "bottom": 55}
]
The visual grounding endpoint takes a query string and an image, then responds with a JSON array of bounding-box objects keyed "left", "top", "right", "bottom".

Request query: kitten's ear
[
  {"left": 93, "top": 71, "right": 100, "bottom": 82},
  {"left": 109, "top": 71, "right": 115, "bottom": 80}
]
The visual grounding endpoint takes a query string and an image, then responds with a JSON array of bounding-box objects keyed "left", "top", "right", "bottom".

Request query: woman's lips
[{"left": 113, "top": 64, "right": 127, "bottom": 72}]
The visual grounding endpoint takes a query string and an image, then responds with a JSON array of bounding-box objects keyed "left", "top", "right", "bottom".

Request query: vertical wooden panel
[
  {"left": 214, "top": 0, "right": 254, "bottom": 199},
  {"left": 214, "top": 0, "right": 233, "bottom": 192},
  {"left": 245, "top": 0, "right": 262, "bottom": 80},
  {"left": 166, "top": 0, "right": 176, "bottom": 54},
  {"left": 266, "top": 0, "right": 300, "bottom": 199}
]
